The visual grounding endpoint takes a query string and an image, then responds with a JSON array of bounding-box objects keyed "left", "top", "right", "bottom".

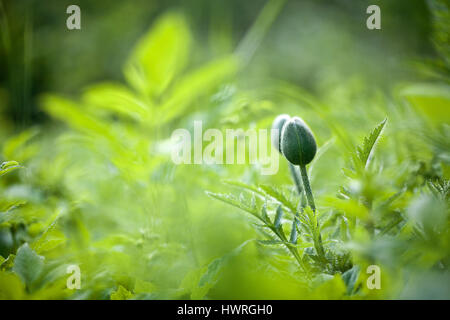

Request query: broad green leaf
[
  {"left": 159, "top": 55, "right": 238, "bottom": 123},
  {"left": 12, "top": 243, "right": 44, "bottom": 287},
  {"left": 82, "top": 83, "right": 152, "bottom": 122},
  {"left": 125, "top": 12, "right": 191, "bottom": 96},
  {"left": 41, "top": 95, "right": 113, "bottom": 139}
]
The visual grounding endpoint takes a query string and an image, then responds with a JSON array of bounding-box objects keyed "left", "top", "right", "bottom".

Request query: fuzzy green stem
[
  {"left": 299, "top": 164, "right": 326, "bottom": 260},
  {"left": 299, "top": 164, "right": 315, "bottom": 212},
  {"left": 288, "top": 163, "right": 303, "bottom": 195}
]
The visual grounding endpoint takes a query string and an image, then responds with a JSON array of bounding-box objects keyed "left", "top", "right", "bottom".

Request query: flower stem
[
  {"left": 299, "top": 164, "right": 326, "bottom": 260},
  {"left": 288, "top": 163, "right": 303, "bottom": 195},
  {"left": 299, "top": 164, "right": 315, "bottom": 212}
]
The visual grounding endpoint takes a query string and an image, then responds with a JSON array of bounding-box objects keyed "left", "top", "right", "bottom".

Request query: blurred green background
[
  {"left": 0, "top": 0, "right": 449, "bottom": 299},
  {"left": 0, "top": 0, "right": 437, "bottom": 127}
]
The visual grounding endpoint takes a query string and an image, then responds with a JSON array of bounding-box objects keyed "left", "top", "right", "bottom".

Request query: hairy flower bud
[
  {"left": 271, "top": 114, "right": 291, "bottom": 153},
  {"left": 281, "top": 117, "right": 317, "bottom": 166}
]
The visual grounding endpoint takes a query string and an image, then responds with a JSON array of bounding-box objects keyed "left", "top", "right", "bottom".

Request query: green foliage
[
  {"left": 0, "top": 161, "right": 22, "bottom": 177},
  {"left": 12, "top": 243, "right": 44, "bottom": 289},
  {"left": 110, "top": 285, "right": 134, "bottom": 300},
  {"left": 125, "top": 13, "right": 191, "bottom": 97},
  {"left": 355, "top": 118, "right": 387, "bottom": 169}
]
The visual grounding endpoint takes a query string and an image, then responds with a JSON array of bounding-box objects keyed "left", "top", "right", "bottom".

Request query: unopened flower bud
[
  {"left": 271, "top": 114, "right": 291, "bottom": 153},
  {"left": 281, "top": 117, "right": 317, "bottom": 166}
]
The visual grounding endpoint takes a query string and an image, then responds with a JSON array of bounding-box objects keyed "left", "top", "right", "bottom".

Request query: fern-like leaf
[
  {"left": 356, "top": 118, "right": 387, "bottom": 169},
  {"left": 224, "top": 180, "right": 297, "bottom": 215},
  {"left": 259, "top": 184, "right": 297, "bottom": 213},
  {"left": 205, "top": 191, "right": 261, "bottom": 221},
  {"left": 274, "top": 205, "right": 283, "bottom": 230}
]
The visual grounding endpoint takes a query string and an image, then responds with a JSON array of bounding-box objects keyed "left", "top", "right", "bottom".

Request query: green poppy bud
[
  {"left": 281, "top": 117, "right": 317, "bottom": 166},
  {"left": 271, "top": 114, "right": 291, "bottom": 153}
]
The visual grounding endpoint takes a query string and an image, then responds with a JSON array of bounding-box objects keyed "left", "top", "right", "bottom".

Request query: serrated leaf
[
  {"left": 198, "top": 258, "right": 223, "bottom": 289},
  {"left": 259, "top": 184, "right": 297, "bottom": 213},
  {"left": 110, "top": 285, "right": 134, "bottom": 300},
  {"left": 223, "top": 180, "right": 296, "bottom": 215},
  {"left": 257, "top": 239, "right": 285, "bottom": 246},
  {"left": 356, "top": 118, "right": 387, "bottom": 168},
  {"left": 32, "top": 216, "right": 65, "bottom": 254},
  {"left": 223, "top": 179, "right": 262, "bottom": 195},
  {"left": 12, "top": 243, "right": 44, "bottom": 287},
  {"left": 261, "top": 204, "right": 270, "bottom": 223},
  {"left": 206, "top": 191, "right": 260, "bottom": 220},
  {"left": 274, "top": 206, "right": 283, "bottom": 230},
  {"left": 290, "top": 218, "right": 298, "bottom": 244},
  {"left": 250, "top": 194, "right": 256, "bottom": 211}
]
